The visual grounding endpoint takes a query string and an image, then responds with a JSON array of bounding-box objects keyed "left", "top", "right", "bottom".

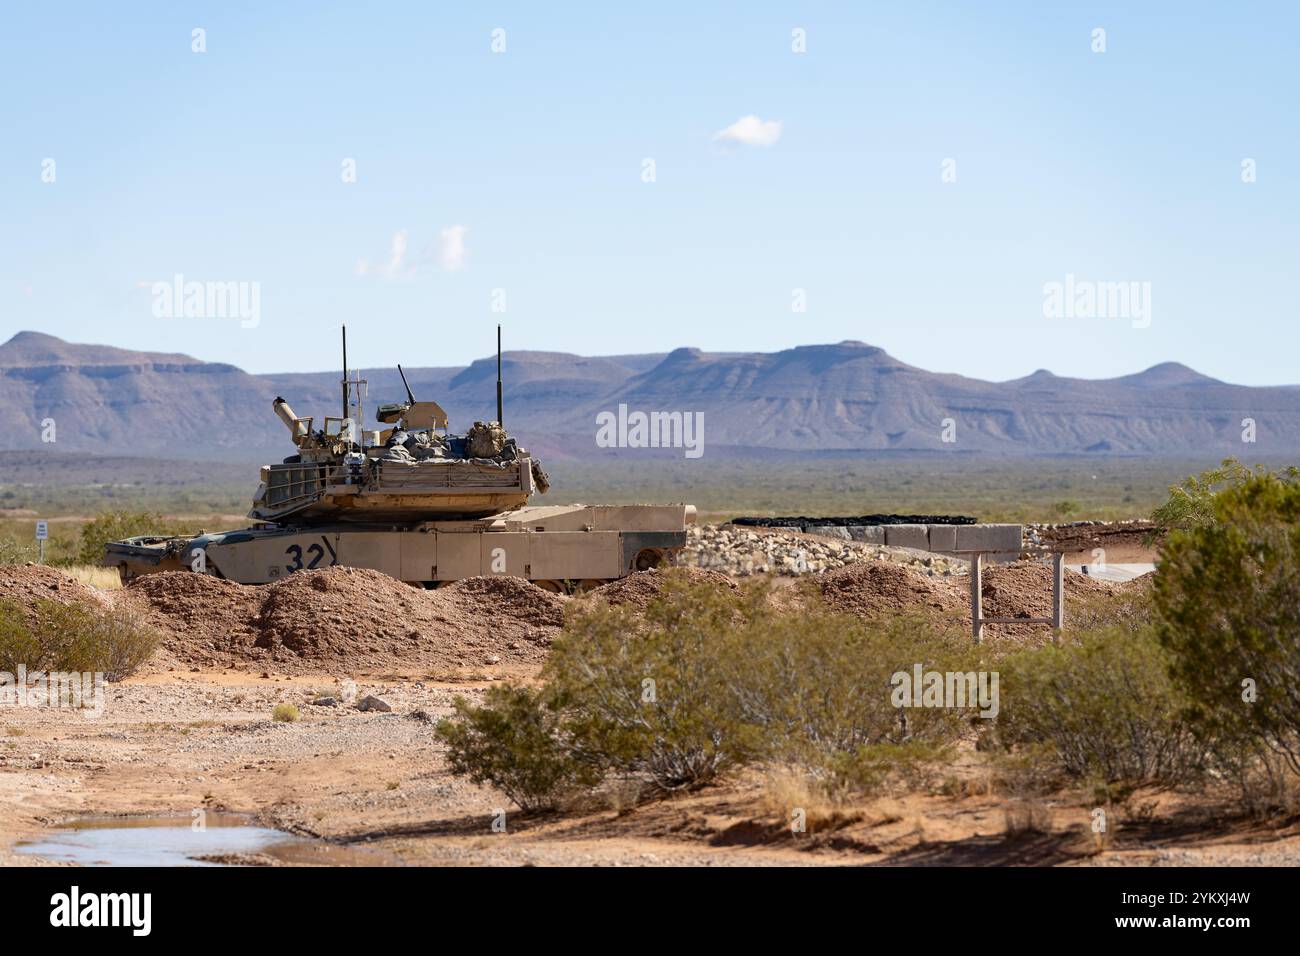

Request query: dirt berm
[
  {"left": 117, "top": 566, "right": 564, "bottom": 675},
  {"left": 0, "top": 561, "right": 1150, "bottom": 673},
  {"left": 0, "top": 564, "right": 112, "bottom": 622},
  {"left": 817, "top": 559, "right": 1144, "bottom": 642}
]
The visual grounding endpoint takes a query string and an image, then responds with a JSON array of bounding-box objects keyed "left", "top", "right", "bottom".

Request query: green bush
[
  {"left": 436, "top": 684, "right": 600, "bottom": 811},
  {"left": 1153, "top": 472, "right": 1300, "bottom": 774},
  {"left": 994, "top": 626, "right": 1202, "bottom": 791},
  {"left": 819, "top": 741, "right": 954, "bottom": 798},
  {"left": 1051, "top": 499, "right": 1081, "bottom": 519},
  {"left": 0, "top": 536, "right": 36, "bottom": 565},
  {"left": 1149, "top": 458, "right": 1297, "bottom": 534},
  {"left": 723, "top": 607, "right": 976, "bottom": 778},
  {"left": 272, "top": 703, "right": 300, "bottom": 723},
  {"left": 438, "top": 573, "right": 981, "bottom": 807},
  {"left": 82, "top": 606, "right": 160, "bottom": 681},
  {"left": 0, "top": 600, "right": 43, "bottom": 672},
  {"left": 75, "top": 510, "right": 188, "bottom": 566},
  {"left": 1070, "top": 581, "right": 1155, "bottom": 632},
  {"left": 544, "top": 574, "right": 767, "bottom": 791},
  {"left": 0, "top": 599, "right": 158, "bottom": 680}
]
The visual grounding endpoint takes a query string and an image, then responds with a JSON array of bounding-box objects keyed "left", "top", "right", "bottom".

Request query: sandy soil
[
  {"left": 2, "top": 558, "right": 1296, "bottom": 867},
  {"left": 4, "top": 666, "right": 1299, "bottom": 868}
]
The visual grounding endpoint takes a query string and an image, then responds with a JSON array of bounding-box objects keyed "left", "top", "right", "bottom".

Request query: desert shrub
[
  {"left": 0, "top": 599, "right": 159, "bottom": 680},
  {"left": 1149, "top": 458, "right": 1297, "bottom": 534},
  {"left": 1002, "top": 799, "right": 1052, "bottom": 837},
  {"left": 1153, "top": 472, "right": 1300, "bottom": 775},
  {"left": 438, "top": 572, "right": 980, "bottom": 807},
  {"left": 1051, "top": 499, "right": 1080, "bottom": 519},
  {"left": 436, "top": 684, "right": 600, "bottom": 811},
  {"left": 723, "top": 607, "right": 978, "bottom": 791},
  {"left": 994, "top": 626, "right": 1202, "bottom": 791},
  {"left": 818, "top": 741, "right": 954, "bottom": 798},
  {"left": 0, "top": 535, "right": 36, "bottom": 565},
  {"left": 1204, "top": 738, "right": 1300, "bottom": 818},
  {"left": 74, "top": 511, "right": 188, "bottom": 566},
  {"left": 984, "top": 743, "right": 1066, "bottom": 798},
  {"left": 545, "top": 574, "right": 766, "bottom": 791},
  {"left": 84, "top": 606, "right": 160, "bottom": 680},
  {"left": 272, "top": 703, "right": 299, "bottom": 723},
  {"left": 0, "top": 600, "right": 43, "bottom": 672},
  {"left": 1070, "top": 580, "right": 1155, "bottom": 631}
]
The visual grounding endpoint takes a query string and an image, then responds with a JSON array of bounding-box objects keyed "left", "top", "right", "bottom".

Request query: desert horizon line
[{"left": 3, "top": 329, "right": 1296, "bottom": 391}]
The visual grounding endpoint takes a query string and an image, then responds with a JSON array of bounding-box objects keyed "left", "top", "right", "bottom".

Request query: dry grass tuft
[
  {"left": 63, "top": 565, "right": 122, "bottom": 590},
  {"left": 761, "top": 766, "right": 862, "bottom": 834}
]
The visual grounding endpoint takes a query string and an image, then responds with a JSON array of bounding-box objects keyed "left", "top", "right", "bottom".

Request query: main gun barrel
[{"left": 273, "top": 397, "right": 308, "bottom": 442}]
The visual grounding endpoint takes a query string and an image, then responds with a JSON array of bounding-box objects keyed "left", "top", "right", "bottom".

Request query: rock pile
[
  {"left": 0, "top": 564, "right": 112, "bottom": 620},
  {"left": 1025, "top": 519, "right": 1159, "bottom": 551},
  {"left": 589, "top": 567, "right": 738, "bottom": 610},
  {"left": 680, "top": 524, "right": 965, "bottom": 579},
  {"left": 974, "top": 561, "right": 1131, "bottom": 637},
  {"left": 818, "top": 561, "right": 964, "bottom": 618},
  {"left": 817, "top": 558, "right": 1150, "bottom": 642}
]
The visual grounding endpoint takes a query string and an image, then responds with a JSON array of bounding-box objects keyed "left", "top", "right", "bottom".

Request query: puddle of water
[{"left": 15, "top": 813, "right": 396, "bottom": 867}]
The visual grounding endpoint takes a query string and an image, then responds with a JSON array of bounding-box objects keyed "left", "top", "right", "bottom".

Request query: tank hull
[{"left": 104, "top": 504, "right": 695, "bottom": 590}]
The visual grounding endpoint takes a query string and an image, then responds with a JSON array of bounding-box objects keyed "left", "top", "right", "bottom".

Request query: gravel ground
[{"left": 3, "top": 672, "right": 1298, "bottom": 868}]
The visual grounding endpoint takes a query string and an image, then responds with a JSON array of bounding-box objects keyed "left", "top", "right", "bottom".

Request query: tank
[{"left": 104, "top": 327, "right": 695, "bottom": 592}]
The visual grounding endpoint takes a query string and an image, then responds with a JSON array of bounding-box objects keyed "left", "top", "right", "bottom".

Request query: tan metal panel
[
  {"left": 399, "top": 533, "right": 438, "bottom": 583},
  {"left": 479, "top": 533, "right": 532, "bottom": 580},
  {"left": 333, "top": 532, "right": 401, "bottom": 577},
  {"left": 209, "top": 530, "right": 345, "bottom": 585},
  {"left": 435, "top": 533, "right": 482, "bottom": 581},
  {"left": 530, "top": 531, "right": 620, "bottom": 579}
]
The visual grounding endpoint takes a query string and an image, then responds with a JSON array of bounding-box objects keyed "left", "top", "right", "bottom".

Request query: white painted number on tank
[{"left": 285, "top": 536, "right": 339, "bottom": 573}]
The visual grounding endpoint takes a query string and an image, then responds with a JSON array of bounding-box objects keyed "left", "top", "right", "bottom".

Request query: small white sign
[{"left": 35, "top": 520, "right": 49, "bottom": 541}]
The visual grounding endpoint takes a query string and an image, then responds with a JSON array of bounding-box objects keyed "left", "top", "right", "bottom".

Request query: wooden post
[
  {"left": 1051, "top": 551, "right": 1065, "bottom": 639},
  {"left": 970, "top": 552, "right": 983, "bottom": 644}
]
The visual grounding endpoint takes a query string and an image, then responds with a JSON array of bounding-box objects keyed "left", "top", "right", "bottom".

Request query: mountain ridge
[{"left": 1, "top": 332, "right": 1295, "bottom": 462}]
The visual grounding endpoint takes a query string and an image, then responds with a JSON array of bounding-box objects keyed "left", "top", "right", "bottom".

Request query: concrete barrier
[
  {"left": 884, "top": 524, "right": 930, "bottom": 550},
  {"left": 797, "top": 521, "right": 1024, "bottom": 562},
  {"left": 927, "top": 524, "right": 958, "bottom": 552},
  {"left": 847, "top": 525, "right": 885, "bottom": 544},
  {"left": 954, "top": 524, "right": 1023, "bottom": 554}
]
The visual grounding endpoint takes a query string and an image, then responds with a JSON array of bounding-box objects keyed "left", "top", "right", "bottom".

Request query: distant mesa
[
  {"left": 1116, "top": 362, "right": 1220, "bottom": 388},
  {"left": 0, "top": 331, "right": 1295, "bottom": 460}
]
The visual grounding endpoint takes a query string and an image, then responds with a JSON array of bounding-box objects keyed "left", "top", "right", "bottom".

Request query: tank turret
[{"left": 249, "top": 326, "right": 549, "bottom": 525}]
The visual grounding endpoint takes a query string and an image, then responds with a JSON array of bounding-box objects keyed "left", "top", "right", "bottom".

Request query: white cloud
[
  {"left": 356, "top": 226, "right": 466, "bottom": 279},
  {"left": 379, "top": 229, "right": 409, "bottom": 279},
  {"left": 439, "top": 224, "right": 467, "bottom": 271},
  {"left": 713, "top": 115, "right": 782, "bottom": 147}
]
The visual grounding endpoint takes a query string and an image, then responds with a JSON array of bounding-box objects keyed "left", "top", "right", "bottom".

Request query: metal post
[
  {"left": 970, "top": 552, "right": 983, "bottom": 644},
  {"left": 38, "top": 539, "right": 45, "bottom": 565},
  {"left": 1051, "top": 551, "right": 1065, "bottom": 638},
  {"left": 341, "top": 325, "right": 349, "bottom": 421}
]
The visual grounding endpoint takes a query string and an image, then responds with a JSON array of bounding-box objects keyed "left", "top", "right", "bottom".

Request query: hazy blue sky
[{"left": 3, "top": 2, "right": 1296, "bottom": 383}]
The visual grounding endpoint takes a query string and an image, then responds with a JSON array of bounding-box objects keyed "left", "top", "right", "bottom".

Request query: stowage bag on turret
[{"left": 466, "top": 421, "right": 508, "bottom": 459}]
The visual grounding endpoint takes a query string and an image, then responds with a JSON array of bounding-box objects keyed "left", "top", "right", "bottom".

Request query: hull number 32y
[{"left": 286, "top": 537, "right": 338, "bottom": 572}]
